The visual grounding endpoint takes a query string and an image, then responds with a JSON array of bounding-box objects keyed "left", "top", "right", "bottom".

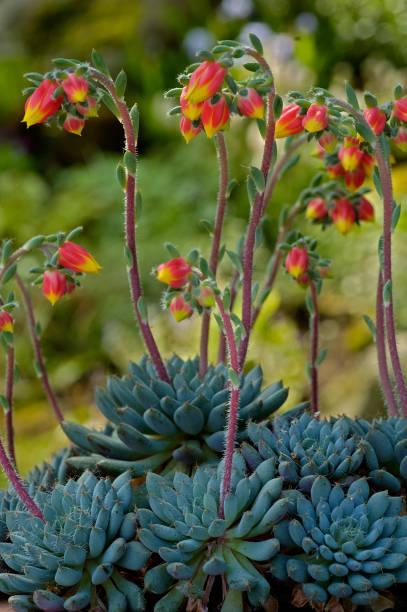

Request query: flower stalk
[
  {"left": 4, "top": 344, "right": 16, "bottom": 467},
  {"left": 309, "top": 281, "right": 320, "bottom": 417},
  {"left": 376, "top": 272, "right": 399, "bottom": 416}
]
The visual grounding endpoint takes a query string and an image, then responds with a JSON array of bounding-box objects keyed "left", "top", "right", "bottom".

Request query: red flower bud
[
  {"left": 58, "top": 241, "right": 101, "bottom": 274},
  {"left": 63, "top": 114, "right": 85, "bottom": 136},
  {"left": 393, "top": 128, "right": 407, "bottom": 152},
  {"left": 357, "top": 197, "right": 375, "bottom": 222},
  {"left": 0, "top": 311, "right": 13, "bottom": 333},
  {"left": 285, "top": 247, "right": 308, "bottom": 279},
  {"left": 62, "top": 74, "right": 89, "bottom": 104},
  {"left": 22, "top": 79, "right": 63, "bottom": 127},
  {"left": 197, "top": 287, "right": 215, "bottom": 308},
  {"left": 170, "top": 295, "right": 193, "bottom": 322},
  {"left": 201, "top": 95, "right": 230, "bottom": 138},
  {"left": 180, "top": 117, "right": 202, "bottom": 143},
  {"left": 180, "top": 87, "right": 203, "bottom": 121},
  {"left": 326, "top": 162, "right": 345, "bottom": 179},
  {"left": 42, "top": 270, "right": 66, "bottom": 305},
  {"left": 393, "top": 97, "right": 407, "bottom": 122},
  {"left": 306, "top": 198, "right": 329, "bottom": 220},
  {"left": 361, "top": 153, "right": 374, "bottom": 176},
  {"left": 331, "top": 198, "right": 356, "bottom": 235},
  {"left": 157, "top": 257, "right": 192, "bottom": 288},
  {"left": 318, "top": 132, "right": 337, "bottom": 154},
  {"left": 237, "top": 88, "right": 265, "bottom": 119},
  {"left": 76, "top": 96, "right": 98, "bottom": 118},
  {"left": 302, "top": 103, "right": 328, "bottom": 133},
  {"left": 296, "top": 273, "right": 311, "bottom": 289},
  {"left": 344, "top": 168, "right": 366, "bottom": 192},
  {"left": 363, "top": 107, "right": 386, "bottom": 135},
  {"left": 338, "top": 138, "right": 364, "bottom": 172},
  {"left": 184, "top": 61, "right": 227, "bottom": 104},
  {"left": 275, "top": 104, "right": 304, "bottom": 139}
]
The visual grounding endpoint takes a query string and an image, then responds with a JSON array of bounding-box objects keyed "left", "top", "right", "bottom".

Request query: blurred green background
[{"left": 2, "top": 0, "right": 407, "bottom": 477}]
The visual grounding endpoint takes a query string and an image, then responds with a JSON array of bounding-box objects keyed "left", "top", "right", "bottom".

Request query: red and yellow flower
[
  {"left": 180, "top": 117, "right": 202, "bottom": 143},
  {"left": 183, "top": 61, "right": 227, "bottom": 104},
  {"left": 22, "top": 79, "right": 63, "bottom": 127},
  {"left": 58, "top": 241, "right": 101, "bottom": 274},
  {"left": 201, "top": 95, "right": 230, "bottom": 138},
  {"left": 197, "top": 287, "right": 215, "bottom": 308},
  {"left": 0, "top": 311, "right": 13, "bottom": 333},
  {"left": 393, "top": 128, "right": 407, "bottom": 152},
  {"left": 42, "top": 270, "right": 67, "bottom": 305},
  {"left": 338, "top": 137, "right": 364, "bottom": 172},
  {"left": 157, "top": 257, "right": 192, "bottom": 288},
  {"left": 331, "top": 198, "right": 356, "bottom": 235},
  {"left": 302, "top": 103, "right": 328, "bottom": 133},
  {"left": 63, "top": 114, "right": 85, "bottom": 136},
  {"left": 358, "top": 197, "right": 375, "bottom": 222},
  {"left": 306, "top": 198, "right": 329, "bottom": 220},
  {"left": 62, "top": 73, "right": 89, "bottom": 104},
  {"left": 318, "top": 132, "right": 337, "bottom": 154},
  {"left": 344, "top": 168, "right": 366, "bottom": 192},
  {"left": 170, "top": 295, "right": 193, "bottom": 322},
  {"left": 275, "top": 104, "right": 304, "bottom": 139},
  {"left": 237, "top": 88, "right": 265, "bottom": 119},
  {"left": 363, "top": 107, "right": 386, "bottom": 135},
  {"left": 180, "top": 87, "right": 203, "bottom": 121},
  {"left": 76, "top": 96, "right": 98, "bottom": 118},
  {"left": 393, "top": 97, "right": 407, "bottom": 122},
  {"left": 285, "top": 247, "right": 308, "bottom": 279}
]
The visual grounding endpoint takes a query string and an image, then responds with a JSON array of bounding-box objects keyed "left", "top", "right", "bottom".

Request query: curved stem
[
  {"left": 200, "top": 133, "right": 229, "bottom": 378},
  {"left": 376, "top": 272, "right": 399, "bottom": 416},
  {"left": 4, "top": 344, "right": 16, "bottom": 467},
  {"left": 15, "top": 274, "right": 63, "bottom": 423},
  {"left": 0, "top": 439, "right": 44, "bottom": 520},
  {"left": 90, "top": 68, "right": 169, "bottom": 383},
  {"left": 215, "top": 295, "right": 240, "bottom": 518},
  {"left": 309, "top": 282, "right": 319, "bottom": 417}
]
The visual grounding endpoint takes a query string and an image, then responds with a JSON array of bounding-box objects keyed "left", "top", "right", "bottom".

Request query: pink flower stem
[
  {"left": 309, "top": 282, "right": 319, "bottom": 417},
  {"left": 4, "top": 344, "right": 17, "bottom": 467},
  {"left": 15, "top": 274, "right": 64, "bottom": 423},
  {"left": 330, "top": 97, "right": 407, "bottom": 415},
  {"left": 0, "top": 438, "right": 44, "bottom": 520},
  {"left": 200, "top": 133, "right": 229, "bottom": 378},
  {"left": 238, "top": 49, "right": 275, "bottom": 370},
  {"left": 215, "top": 295, "right": 240, "bottom": 518},
  {"left": 90, "top": 68, "right": 169, "bottom": 384},
  {"left": 376, "top": 272, "right": 399, "bottom": 416},
  {"left": 217, "top": 270, "right": 239, "bottom": 364}
]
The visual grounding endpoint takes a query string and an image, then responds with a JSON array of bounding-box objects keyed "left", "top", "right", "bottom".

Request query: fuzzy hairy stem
[
  {"left": 376, "top": 272, "right": 399, "bottom": 416},
  {"left": 15, "top": 274, "right": 63, "bottom": 423},
  {"left": 90, "top": 68, "right": 169, "bottom": 383},
  {"left": 238, "top": 51, "right": 275, "bottom": 370},
  {"left": 0, "top": 438, "right": 44, "bottom": 520},
  {"left": 4, "top": 344, "right": 16, "bottom": 467},
  {"left": 217, "top": 270, "right": 239, "bottom": 364},
  {"left": 329, "top": 97, "right": 407, "bottom": 415},
  {"left": 215, "top": 296, "right": 240, "bottom": 518},
  {"left": 200, "top": 133, "right": 229, "bottom": 378},
  {"left": 252, "top": 201, "right": 301, "bottom": 327},
  {"left": 309, "top": 282, "right": 319, "bottom": 417}
]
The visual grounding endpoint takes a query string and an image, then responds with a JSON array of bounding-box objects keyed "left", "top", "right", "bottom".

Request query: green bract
[
  {"left": 62, "top": 355, "right": 291, "bottom": 477},
  {"left": 270, "top": 475, "right": 407, "bottom": 607},
  {"left": 0, "top": 470, "right": 147, "bottom": 612},
  {"left": 138, "top": 453, "right": 288, "bottom": 612}
]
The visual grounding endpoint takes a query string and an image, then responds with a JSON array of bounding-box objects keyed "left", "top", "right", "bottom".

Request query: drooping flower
[
  {"left": 358, "top": 197, "right": 375, "bottom": 222},
  {"left": 183, "top": 61, "right": 227, "bottom": 104},
  {"left": 393, "top": 97, "right": 407, "bottom": 122},
  {"left": 157, "top": 257, "right": 192, "bottom": 288},
  {"left": 76, "top": 96, "right": 98, "bottom": 118},
  {"left": 197, "top": 286, "right": 215, "bottom": 308},
  {"left": 318, "top": 131, "right": 337, "bottom": 154},
  {"left": 285, "top": 247, "right": 308, "bottom": 279},
  {"left": 326, "top": 161, "right": 345, "bottom": 179},
  {"left": 22, "top": 79, "right": 63, "bottom": 127},
  {"left": 305, "top": 197, "right": 329, "bottom": 220},
  {"left": 0, "top": 311, "right": 13, "bottom": 333},
  {"left": 237, "top": 88, "right": 265, "bottom": 119},
  {"left": 170, "top": 294, "right": 193, "bottom": 322},
  {"left": 62, "top": 73, "right": 89, "bottom": 104},
  {"left": 201, "top": 95, "right": 230, "bottom": 138},
  {"left": 364, "top": 107, "right": 386, "bottom": 135},
  {"left": 338, "top": 137, "right": 364, "bottom": 172},
  {"left": 180, "top": 87, "right": 203, "bottom": 121},
  {"left": 58, "top": 241, "right": 101, "bottom": 274},
  {"left": 302, "top": 102, "right": 328, "bottom": 133},
  {"left": 180, "top": 117, "right": 202, "bottom": 143},
  {"left": 275, "top": 104, "right": 304, "bottom": 138},
  {"left": 361, "top": 152, "right": 375, "bottom": 175},
  {"left": 296, "top": 273, "right": 311, "bottom": 288},
  {"left": 393, "top": 128, "right": 407, "bottom": 152},
  {"left": 331, "top": 198, "right": 356, "bottom": 235},
  {"left": 344, "top": 167, "right": 366, "bottom": 192},
  {"left": 42, "top": 270, "right": 66, "bottom": 305},
  {"left": 63, "top": 114, "right": 85, "bottom": 136}
]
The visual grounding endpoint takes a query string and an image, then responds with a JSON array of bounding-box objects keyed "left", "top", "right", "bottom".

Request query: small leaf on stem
[
  {"left": 1, "top": 240, "right": 13, "bottom": 265},
  {"left": 391, "top": 203, "right": 401, "bottom": 232},
  {"left": 272, "top": 94, "right": 283, "bottom": 120},
  {"left": 345, "top": 82, "right": 359, "bottom": 109},
  {"left": 226, "top": 250, "right": 243, "bottom": 274},
  {"left": 115, "top": 70, "right": 127, "bottom": 99},
  {"left": 165, "top": 242, "right": 180, "bottom": 257},
  {"left": 249, "top": 33, "right": 263, "bottom": 54},
  {"left": 316, "top": 348, "right": 327, "bottom": 367},
  {"left": 130, "top": 103, "right": 139, "bottom": 139},
  {"left": 123, "top": 151, "right": 137, "bottom": 175},
  {"left": 250, "top": 166, "right": 265, "bottom": 193},
  {"left": 123, "top": 246, "right": 134, "bottom": 267},
  {"left": 228, "top": 368, "right": 240, "bottom": 388},
  {"left": 362, "top": 315, "right": 376, "bottom": 342},
  {"left": 91, "top": 49, "right": 110, "bottom": 76},
  {"left": 383, "top": 279, "right": 392, "bottom": 307},
  {"left": 100, "top": 91, "right": 120, "bottom": 118},
  {"left": 137, "top": 297, "right": 148, "bottom": 321},
  {"left": 2, "top": 264, "right": 17, "bottom": 284}
]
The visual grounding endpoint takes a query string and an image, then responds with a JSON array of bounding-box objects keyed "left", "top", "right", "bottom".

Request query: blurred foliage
[{"left": 1, "top": 0, "right": 407, "bottom": 478}]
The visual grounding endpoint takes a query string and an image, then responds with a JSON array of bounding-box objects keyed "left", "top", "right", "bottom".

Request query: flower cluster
[
  {"left": 305, "top": 194, "right": 375, "bottom": 235},
  {"left": 23, "top": 68, "right": 98, "bottom": 136}
]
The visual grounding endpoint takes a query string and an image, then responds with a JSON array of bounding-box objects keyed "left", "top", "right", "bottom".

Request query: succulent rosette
[{"left": 270, "top": 476, "right": 407, "bottom": 607}]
